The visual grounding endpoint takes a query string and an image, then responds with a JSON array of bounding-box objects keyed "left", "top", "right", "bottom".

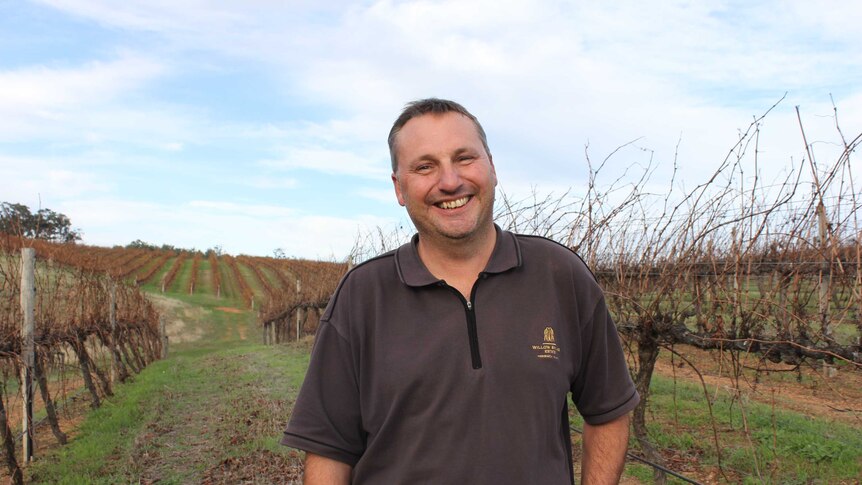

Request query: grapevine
[{"left": 160, "top": 252, "right": 187, "bottom": 292}]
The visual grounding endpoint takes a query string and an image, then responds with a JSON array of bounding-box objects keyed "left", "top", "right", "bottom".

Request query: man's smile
[{"left": 435, "top": 196, "right": 471, "bottom": 210}]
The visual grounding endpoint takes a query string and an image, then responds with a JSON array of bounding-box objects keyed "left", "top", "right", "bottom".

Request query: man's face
[{"left": 391, "top": 112, "right": 497, "bottom": 244}]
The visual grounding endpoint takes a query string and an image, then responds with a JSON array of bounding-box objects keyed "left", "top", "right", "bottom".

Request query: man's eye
[
  {"left": 415, "top": 165, "right": 432, "bottom": 172},
  {"left": 458, "top": 155, "right": 475, "bottom": 162}
]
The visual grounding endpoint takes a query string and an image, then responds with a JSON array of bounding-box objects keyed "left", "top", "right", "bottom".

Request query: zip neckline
[{"left": 439, "top": 274, "right": 487, "bottom": 369}]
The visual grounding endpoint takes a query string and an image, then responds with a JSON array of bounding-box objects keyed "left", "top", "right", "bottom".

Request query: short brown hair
[{"left": 388, "top": 98, "right": 490, "bottom": 173}]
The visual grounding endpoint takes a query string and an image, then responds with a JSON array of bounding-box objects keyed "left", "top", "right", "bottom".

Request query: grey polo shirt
[{"left": 282, "top": 227, "right": 639, "bottom": 484}]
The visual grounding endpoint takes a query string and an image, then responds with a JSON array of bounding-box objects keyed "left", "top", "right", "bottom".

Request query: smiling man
[{"left": 281, "top": 99, "right": 639, "bottom": 484}]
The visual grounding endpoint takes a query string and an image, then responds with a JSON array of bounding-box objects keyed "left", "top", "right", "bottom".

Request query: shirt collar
[{"left": 394, "top": 224, "right": 523, "bottom": 287}]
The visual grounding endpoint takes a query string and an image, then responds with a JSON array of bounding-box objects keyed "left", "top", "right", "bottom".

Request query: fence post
[
  {"left": 816, "top": 201, "right": 831, "bottom": 339},
  {"left": 20, "top": 248, "right": 36, "bottom": 464},
  {"left": 110, "top": 281, "right": 118, "bottom": 383},
  {"left": 797, "top": 107, "right": 833, "bottom": 341},
  {"left": 160, "top": 316, "right": 168, "bottom": 359},
  {"left": 296, "top": 279, "right": 302, "bottom": 341}
]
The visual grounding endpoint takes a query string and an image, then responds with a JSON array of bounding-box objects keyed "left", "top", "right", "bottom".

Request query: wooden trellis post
[
  {"left": 160, "top": 316, "right": 168, "bottom": 359},
  {"left": 110, "top": 281, "right": 119, "bottom": 383},
  {"left": 20, "top": 248, "right": 36, "bottom": 463},
  {"left": 296, "top": 279, "right": 302, "bottom": 341}
]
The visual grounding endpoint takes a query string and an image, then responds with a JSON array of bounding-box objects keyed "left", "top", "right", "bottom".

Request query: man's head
[
  {"left": 388, "top": 98, "right": 491, "bottom": 173},
  {"left": 389, "top": 98, "right": 497, "bottom": 246}
]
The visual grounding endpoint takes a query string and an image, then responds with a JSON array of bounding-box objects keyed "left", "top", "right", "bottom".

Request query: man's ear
[
  {"left": 489, "top": 154, "right": 497, "bottom": 187},
  {"left": 392, "top": 172, "right": 406, "bottom": 206}
]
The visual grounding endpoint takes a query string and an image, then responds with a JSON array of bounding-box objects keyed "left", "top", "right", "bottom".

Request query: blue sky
[{"left": 1, "top": 0, "right": 860, "bottom": 259}]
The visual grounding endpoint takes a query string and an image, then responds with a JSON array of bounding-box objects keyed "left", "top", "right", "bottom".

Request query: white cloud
[
  {"left": 0, "top": 55, "right": 165, "bottom": 110},
  {"left": 34, "top": 0, "right": 255, "bottom": 35},
  {"left": 260, "top": 147, "right": 388, "bottom": 179},
  {"left": 243, "top": 176, "right": 299, "bottom": 190},
  {"left": 27, "top": 2, "right": 859, "bottom": 171},
  {"left": 187, "top": 200, "right": 295, "bottom": 218},
  {"left": 0, "top": 155, "right": 113, "bottom": 204},
  {"left": 355, "top": 187, "right": 396, "bottom": 204},
  {"left": 0, "top": 54, "right": 189, "bottom": 146}
]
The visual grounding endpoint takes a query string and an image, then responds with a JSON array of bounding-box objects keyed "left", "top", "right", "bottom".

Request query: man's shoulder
[
  {"left": 347, "top": 248, "right": 398, "bottom": 276},
  {"left": 322, "top": 249, "right": 399, "bottom": 324},
  {"left": 512, "top": 232, "right": 587, "bottom": 262},
  {"left": 507, "top": 231, "right": 598, "bottom": 282},
  {"left": 336, "top": 248, "right": 399, "bottom": 294}
]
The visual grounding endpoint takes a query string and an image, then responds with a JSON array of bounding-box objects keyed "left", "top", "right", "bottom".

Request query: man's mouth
[{"left": 436, "top": 196, "right": 471, "bottom": 210}]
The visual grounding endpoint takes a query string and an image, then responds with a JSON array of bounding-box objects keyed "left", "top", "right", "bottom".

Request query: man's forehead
[{"left": 398, "top": 112, "right": 481, "bottom": 143}]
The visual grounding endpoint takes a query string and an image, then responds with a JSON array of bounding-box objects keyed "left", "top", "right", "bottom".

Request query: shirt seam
[
  {"left": 579, "top": 389, "right": 639, "bottom": 419},
  {"left": 281, "top": 431, "right": 361, "bottom": 462}
]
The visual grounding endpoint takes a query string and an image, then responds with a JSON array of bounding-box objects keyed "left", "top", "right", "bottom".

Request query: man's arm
[
  {"left": 303, "top": 452, "right": 352, "bottom": 485},
  {"left": 580, "top": 412, "right": 631, "bottom": 485}
]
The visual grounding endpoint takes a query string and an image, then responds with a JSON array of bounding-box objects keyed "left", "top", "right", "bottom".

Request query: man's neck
[{"left": 416, "top": 224, "right": 497, "bottom": 298}]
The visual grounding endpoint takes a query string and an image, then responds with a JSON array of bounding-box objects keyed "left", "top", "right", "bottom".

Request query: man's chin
[{"left": 430, "top": 223, "right": 489, "bottom": 242}]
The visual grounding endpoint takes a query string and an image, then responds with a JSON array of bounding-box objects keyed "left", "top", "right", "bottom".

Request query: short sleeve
[
  {"left": 281, "top": 320, "right": 366, "bottom": 466},
  {"left": 570, "top": 298, "right": 640, "bottom": 425}
]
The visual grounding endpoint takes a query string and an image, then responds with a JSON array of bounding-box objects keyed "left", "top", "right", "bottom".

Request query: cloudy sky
[{"left": 1, "top": 0, "right": 860, "bottom": 259}]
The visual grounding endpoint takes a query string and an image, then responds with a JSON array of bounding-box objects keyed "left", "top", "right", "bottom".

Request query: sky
[{"left": 1, "top": 0, "right": 860, "bottom": 259}]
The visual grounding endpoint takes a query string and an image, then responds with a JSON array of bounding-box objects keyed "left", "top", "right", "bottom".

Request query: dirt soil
[
  {"left": 146, "top": 293, "right": 206, "bottom": 344},
  {"left": 200, "top": 449, "right": 303, "bottom": 484},
  {"left": 1, "top": 390, "right": 91, "bottom": 481},
  {"left": 215, "top": 306, "right": 244, "bottom": 314},
  {"left": 652, "top": 344, "right": 862, "bottom": 427}
]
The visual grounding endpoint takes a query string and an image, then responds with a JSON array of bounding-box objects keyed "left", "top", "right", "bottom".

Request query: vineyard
[
  {"left": 0, "top": 235, "right": 347, "bottom": 484},
  {"left": 0, "top": 236, "right": 163, "bottom": 483}
]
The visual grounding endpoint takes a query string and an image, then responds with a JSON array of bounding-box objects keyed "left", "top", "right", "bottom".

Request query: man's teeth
[{"left": 438, "top": 197, "right": 469, "bottom": 209}]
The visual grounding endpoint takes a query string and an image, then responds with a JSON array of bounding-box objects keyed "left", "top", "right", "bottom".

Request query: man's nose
[{"left": 437, "top": 162, "right": 462, "bottom": 192}]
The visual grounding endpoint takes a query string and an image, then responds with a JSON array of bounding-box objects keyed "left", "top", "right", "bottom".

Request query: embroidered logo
[{"left": 532, "top": 326, "right": 561, "bottom": 360}]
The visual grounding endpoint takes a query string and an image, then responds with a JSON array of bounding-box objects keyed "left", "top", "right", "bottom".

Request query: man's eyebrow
[
  {"left": 407, "top": 153, "right": 439, "bottom": 166},
  {"left": 407, "top": 147, "right": 477, "bottom": 165},
  {"left": 452, "top": 147, "right": 477, "bottom": 156}
]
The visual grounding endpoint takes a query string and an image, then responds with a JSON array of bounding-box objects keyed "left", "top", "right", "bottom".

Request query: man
[{"left": 282, "top": 98, "right": 639, "bottom": 484}]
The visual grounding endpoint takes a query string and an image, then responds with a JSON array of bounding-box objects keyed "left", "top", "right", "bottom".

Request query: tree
[
  {"left": 0, "top": 202, "right": 82, "bottom": 242},
  {"left": 126, "top": 239, "right": 156, "bottom": 250}
]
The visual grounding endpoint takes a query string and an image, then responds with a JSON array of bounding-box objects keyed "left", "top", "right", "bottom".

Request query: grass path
[{"left": 26, "top": 291, "right": 308, "bottom": 484}]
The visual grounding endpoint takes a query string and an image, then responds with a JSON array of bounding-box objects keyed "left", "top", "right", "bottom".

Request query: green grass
[
  {"left": 218, "top": 260, "right": 239, "bottom": 300},
  {"left": 28, "top": 343, "right": 309, "bottom": 484},
  {"left": 150, "top": 287, "right": 252, "bottom": 345},
  {"left": 618, "top": 373, "right": 862, "bottom": 483},
  {"left": 171, "top": 255, "right": 195, "bottom": 294},
  {"left": 196, "top": 258, "right": 214, "bottom": 295},
  {"left": 237, "top": 260, "right": 267, "bottom": 302},
  {"left": 139, "top": 255, "right": 176, "bottom": 293},
  {"left": 258, "top": 264, "right": 287, "bottom": 292},
  {"left": 26, "top": 292, "right": 307, "bottom": 484}
]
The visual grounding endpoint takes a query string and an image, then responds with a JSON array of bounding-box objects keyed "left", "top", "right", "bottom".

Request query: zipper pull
[{"left": 466, "top": 301, "right": 473, "bottom": 311}]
